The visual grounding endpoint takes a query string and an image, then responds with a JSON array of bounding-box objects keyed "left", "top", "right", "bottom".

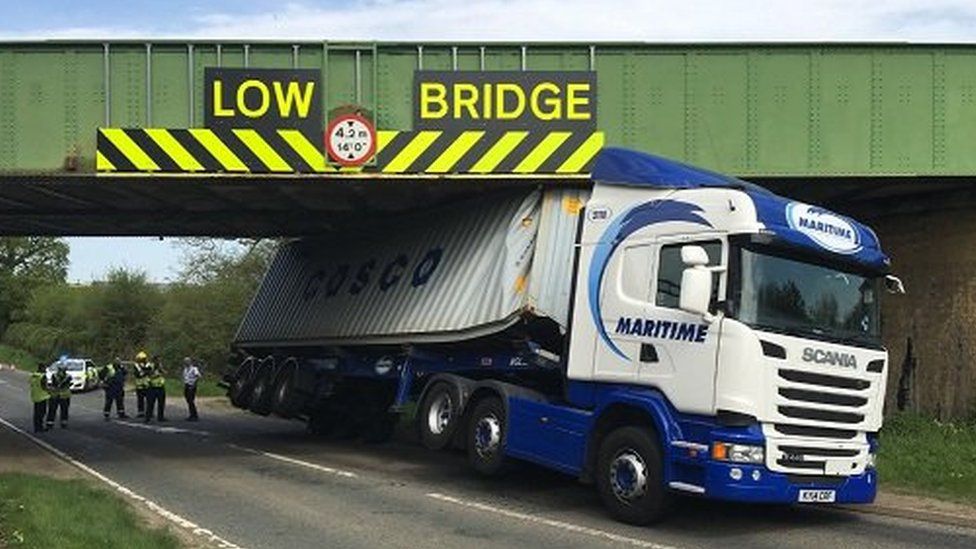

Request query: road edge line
[
  {"left": 426, "top": 492, "right": 678, "bottom": 549},
  {"left": 0, "top": 416, "right": 244, "bottom": 549}
]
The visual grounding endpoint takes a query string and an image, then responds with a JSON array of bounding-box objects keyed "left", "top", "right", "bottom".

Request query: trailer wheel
[
  {"left": 271, "top": 359, "right": 306, "bottom": 418},
  {"left": 248, "top": 359, "right": 276, "bottom": 416},
  {"left": 229, "top": 359, "right": 256, "bottom": 409},
  {"left": 466, "top": 397, "right": 508, "bottom": 476},
  {"left": 595, "top": 426, "right": 671, "bottom": 525},
  {"left": 418, "top": 382, "right": 461, "bottom": 450}
]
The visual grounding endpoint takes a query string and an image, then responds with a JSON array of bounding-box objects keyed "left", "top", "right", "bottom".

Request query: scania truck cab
[
  {"left": 552, "top": 149, "right": 898, "bottom": 522},
  {"left": 229, "top": 147, "right": 901, "bottom": 525}
]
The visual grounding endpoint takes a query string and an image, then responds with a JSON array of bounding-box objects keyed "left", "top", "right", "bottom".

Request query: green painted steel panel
[
  {"left": 816, "top": 52, "right": 873, "bottom": 174},
  {"left": 597, "top": 50, "right": 686, "bottom": 158},
  {"left": 151, "top": 45, "right": 190, "bottom": 127},
  {"left": 877, "top": 52, "right": 934, "bottom": 173},
  {"left": 754, "top": 53, "right": 810, "bottom": 174},
  {"left": 376, "top": 48, "right": 415, "bottom": 129},
  {"left": 942, "top": 53, "right": 976, "bottom": 174},
  {"left": 4, "top": 41, "right": 976, "bottom": 176},
  {"left": 192, "top": 46, "right": 219, "bottom": 126},
  {"left": 686, "top": 53, "right": 749, "bottom": 172}
]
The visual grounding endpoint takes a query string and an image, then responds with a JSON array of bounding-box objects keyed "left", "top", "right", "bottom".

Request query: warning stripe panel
[
  {"left": 97, "top": 128, "right": 603, "bottom": 175},
  {"left": 97, "top": 128, "right": 330, "bottom": 174},
  {"left": 377, "top": 130, "right": 603, "bottom": 174}
]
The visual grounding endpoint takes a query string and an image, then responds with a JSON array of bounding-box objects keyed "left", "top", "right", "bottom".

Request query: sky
[{"left": 5, "top": 0, "right": 973, "bottom": 281}]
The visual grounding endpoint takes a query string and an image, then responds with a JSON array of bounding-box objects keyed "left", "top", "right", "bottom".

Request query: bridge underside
[
  {"left": 0, "top": 175, "right": 973, "bottom": 237},
  {"left": 0, "top": 175, "right": 553, "bottom": 237}
]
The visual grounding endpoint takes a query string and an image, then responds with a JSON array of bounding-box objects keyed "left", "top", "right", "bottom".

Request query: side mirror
[
  {"left": 884, "top": 274, "right": 906, "bottom": 295},
  {"left": 679, "top": 245, "right": 712, "bottom": 317}
]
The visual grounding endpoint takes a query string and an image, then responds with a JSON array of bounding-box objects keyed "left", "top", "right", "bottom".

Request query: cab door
[
  {"left": 636, "top": 236, "right": 726, "bottom": 415},
  {"left": 589, "top": 242, "right": 654, "bottom": 382}
]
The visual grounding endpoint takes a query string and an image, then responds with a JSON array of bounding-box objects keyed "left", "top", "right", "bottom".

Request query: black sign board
[
  {"left": 414, "top": 71, "right": 597, "bottom": 131},
  {"left": 204, "top": 68, "right": 322, "bottom": 139}
]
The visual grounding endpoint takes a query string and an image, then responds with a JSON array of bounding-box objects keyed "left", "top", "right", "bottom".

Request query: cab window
[{"left": 656, "top": 240, "right": 722, "bottom": 308}]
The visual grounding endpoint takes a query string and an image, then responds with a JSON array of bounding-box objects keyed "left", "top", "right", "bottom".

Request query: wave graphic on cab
[{"left": 587, "top": 200, "right": 713, "bottom": 360}]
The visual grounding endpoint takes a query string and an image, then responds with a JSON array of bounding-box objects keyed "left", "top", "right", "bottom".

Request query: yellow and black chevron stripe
[
  {"left": 377, "top": 130, "right": 603, "bottom": 174},
  {"left": 97, "top": 128, "right": 336, "bottom": 174},
  {"left": 97, "top": 128, "right": 603, "bottom": 175}
]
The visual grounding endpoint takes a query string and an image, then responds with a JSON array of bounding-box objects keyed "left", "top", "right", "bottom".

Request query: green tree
[
  {"left": 88, "top": 268, "right": 162, "bottom": 360},
  {"left": 0, "top": 237, "right": 69, "bottom": 336},
  {"left": 3, "top": 284, "right": 97, "bottom": 360},
  {"left": 151, "top": 238, "right": 275, "bottom": 373}
]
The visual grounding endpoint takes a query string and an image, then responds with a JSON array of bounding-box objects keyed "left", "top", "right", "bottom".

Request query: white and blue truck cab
[{"left": 229, "top": 147, "right": 901, "bottom": 525}]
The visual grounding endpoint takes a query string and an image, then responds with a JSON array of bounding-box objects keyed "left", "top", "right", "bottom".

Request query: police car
[{"left": 46, "top": 358, "right": 99, "bottom": 392}]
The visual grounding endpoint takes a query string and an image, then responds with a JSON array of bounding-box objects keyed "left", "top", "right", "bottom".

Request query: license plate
[{"left": 798, "top": 489, "right": 836, "bottom": 503}]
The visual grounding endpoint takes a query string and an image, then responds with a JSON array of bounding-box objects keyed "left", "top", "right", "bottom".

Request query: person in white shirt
[{"left": 182, "top": 357, "right": 201, "bottom": 421}]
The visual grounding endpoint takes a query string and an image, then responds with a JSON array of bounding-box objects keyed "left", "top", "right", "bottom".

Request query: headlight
[
  {"left": 374, "top": 357, "right": 394, "bottom": 376},
  {"left": 712, "top": 442, "right": 765, "bottom": 464},
  {"left": 866, "top": 452, "right": 877, "bottom": 468}
]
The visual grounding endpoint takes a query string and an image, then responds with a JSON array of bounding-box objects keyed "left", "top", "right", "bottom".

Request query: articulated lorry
[{"left": 226, "top": 148, "right": 903, "bottom": 524}]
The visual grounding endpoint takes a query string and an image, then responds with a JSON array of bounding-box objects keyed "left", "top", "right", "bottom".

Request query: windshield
[
  {"left": 736, "top": 247, "right": 881, "bottom": 346},
  {"left": 51, "top": 360, "right": 85, "bottom": 371}
]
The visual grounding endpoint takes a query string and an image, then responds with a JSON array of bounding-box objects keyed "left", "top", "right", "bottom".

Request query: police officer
[
  {"left": 134, "top": 351, "right": 149, "bottom": 418},
  {"left": 144, "top": 356, "right": 167, "bottom": 423},
  {"left": 46, "top": 363, "right": 72, "bottom": 429},
  {"left": 100, "top": 358, "right": 128, "bottom": 420},
  {"left": 30, "top": 362, "right": 50, "bottom": 433}
]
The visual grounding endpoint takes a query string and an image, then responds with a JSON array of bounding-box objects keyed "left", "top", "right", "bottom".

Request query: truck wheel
[
  {"left": 418, "top": 382, "right": 461, "bottom": 450},
  {"left": 272, "top": 359, "right": 306, "bottom": 418},
  {"left": 248, "top": 360, "right": 276, "bottom": 416},
  {"left": 229, "top": 360, "right": 256, "bottom": 409},
  {"left": 595, "top": 426, "right": 671, "bottom": 525},
  {"left": 466, "top": 397, "right": 508, "bottom": 476}
]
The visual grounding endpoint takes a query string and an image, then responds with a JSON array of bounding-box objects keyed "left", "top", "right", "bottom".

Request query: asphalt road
[{"left": 1, "top": 368, "right": 974, "bottom": 549}]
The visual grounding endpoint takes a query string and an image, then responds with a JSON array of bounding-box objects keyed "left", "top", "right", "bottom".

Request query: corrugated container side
[
  {"left": 527, "top": 187, "right": 591, "bottom": 330},
  {"left": 235, "top": 189, "right": 545, "bottom": 347}
]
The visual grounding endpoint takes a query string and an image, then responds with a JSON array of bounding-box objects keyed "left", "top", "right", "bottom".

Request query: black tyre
[
  {"left": 229, "top": 360, "right": 256, "bottom": 409},
  {"left": 248, "top": 359, "right": 276, "bottom": 416},
  {"left": 466, "top": 397, "right": 508, "bottom": 476},
  {"left": 271, "top": 359, "right": 307, "bottom": 418},
  {"left": 418, "top": 382, "right": 461, "bottom": 450},
  {"left": 595, "top": 426, "right": 671, "bottom": 525}
]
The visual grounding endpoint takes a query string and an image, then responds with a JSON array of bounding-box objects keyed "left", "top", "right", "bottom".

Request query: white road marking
[
  {"left": 227, "top": 443, "right": 359, "bottom": 479},
  {"left": 0, "top": 416, "right": 244, "bottom": 549},
  {"left": 426, "top": 492, "right": 680, "bottom": 549},
  {"left": 115, "top": 420, "right": 211, "bottom": 436}
]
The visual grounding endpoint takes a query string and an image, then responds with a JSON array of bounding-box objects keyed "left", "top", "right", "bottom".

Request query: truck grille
[{"left": 767, "top": 367, "right": 874, "bottom": 475}]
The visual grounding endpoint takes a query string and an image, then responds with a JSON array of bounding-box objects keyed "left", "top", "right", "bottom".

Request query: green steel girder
[{"left": 1, "top": 41, "right": 976, "bottom": 177}]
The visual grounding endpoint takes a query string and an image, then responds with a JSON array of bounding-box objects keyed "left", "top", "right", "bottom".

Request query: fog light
[
  {"left": 729, "top": 467, "right": 743, "bottom": 481},
  {"left": 712, "top": 442, "right": 765, "bottom": 464},
  {"left": 752, "top": 470, "right": 762, "bottom": 481}
]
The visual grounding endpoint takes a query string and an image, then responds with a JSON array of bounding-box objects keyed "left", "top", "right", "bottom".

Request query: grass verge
[
  {"left": 0, "top": 472, "right": 180, "bottom": 549},
  {"left": 0, "top": 345, "right": 42, "bottom": 372},
  {"left": 878, "top": 411, "right": 976, "bottom": 505}
]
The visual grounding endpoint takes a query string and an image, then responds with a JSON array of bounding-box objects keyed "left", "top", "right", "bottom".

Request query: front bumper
[
  {"left": 700, "top": 461, "right": 876, "bottom": 504},
  {"left": 668, "top": 421, "right": 876, "bottom": 505}
]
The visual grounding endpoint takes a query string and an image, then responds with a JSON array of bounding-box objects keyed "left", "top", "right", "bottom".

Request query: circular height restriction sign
[{"left": 326, "top": 114, "right": 376, "bottom": 167}]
